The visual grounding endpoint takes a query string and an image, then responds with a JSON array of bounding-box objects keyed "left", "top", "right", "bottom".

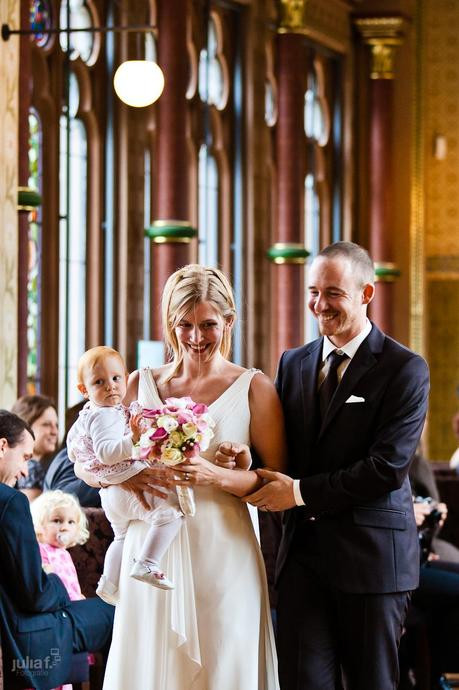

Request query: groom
[{"left": 245, "top": 242, "right": 429, "bottom": 689}]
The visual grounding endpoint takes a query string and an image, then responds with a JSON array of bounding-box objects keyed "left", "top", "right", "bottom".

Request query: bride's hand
[
  {"left": 173, "top": 456, "right": 222, "bottom": 487},
  {"left": 121, "top": 467, "right": 171, "bottom": 509}
]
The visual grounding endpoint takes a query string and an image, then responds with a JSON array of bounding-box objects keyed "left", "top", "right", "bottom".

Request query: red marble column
[
  {"left": 272, "top": 32, "right": 308, "bottom": 364},
  {"left": 355, "top": 18, "right": 405, "bottom": 337},
  {"left": 369, "top": 78, "right": 395, "bottom": 334},
  {"left": 151, "top": 0, "right": 191, "bottom": 340}
]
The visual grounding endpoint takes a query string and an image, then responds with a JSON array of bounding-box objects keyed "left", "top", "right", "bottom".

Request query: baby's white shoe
[
  {"left": 130, "top": 560, "right": 174, "bottom": 590},
  {"left": 96, "top": 575, "right": 119, "bottom": 605}
]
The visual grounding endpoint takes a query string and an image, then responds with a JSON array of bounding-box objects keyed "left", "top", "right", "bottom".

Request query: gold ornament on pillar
[
  {"left": 279, "top": 0, "right": 307, "bottom": 33},
  {"left": 354, "top": 17, "right": 406, "bottom": 80}
]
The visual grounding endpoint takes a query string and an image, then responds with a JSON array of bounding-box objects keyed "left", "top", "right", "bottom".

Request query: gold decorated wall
[
  {"left": 423, "top": 0, "right": 459, "bottom": 459},
  {"left": 0, "top": 0, "right": 19, "bottom": 408}
]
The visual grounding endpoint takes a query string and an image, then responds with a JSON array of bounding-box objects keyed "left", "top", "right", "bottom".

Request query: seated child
[
  {"left": 31, "top": 489, "right": 89, "bottom": 599},
  {"left": 66, "top": 346, "right": 184, "bottom": 605},
  {"left": 30, "top": 489, "right": 91, "bottom": 690}
]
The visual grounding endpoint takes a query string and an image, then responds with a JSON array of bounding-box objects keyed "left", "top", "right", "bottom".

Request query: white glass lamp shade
[{"left": 113, "top": 60, "right": 165, "bottom": 108}]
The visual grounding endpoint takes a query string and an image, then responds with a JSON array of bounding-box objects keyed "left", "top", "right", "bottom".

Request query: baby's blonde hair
[
  {"left": 31, "top": 490, "right": 89, "bottom": 547},
  {"left": 77, "top": 346, "right": 127, "bottom": 386}
]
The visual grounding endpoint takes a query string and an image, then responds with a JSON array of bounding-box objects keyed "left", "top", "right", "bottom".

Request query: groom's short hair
[{"left": 318, "top": 242, "right": 375, "bottom": 287}]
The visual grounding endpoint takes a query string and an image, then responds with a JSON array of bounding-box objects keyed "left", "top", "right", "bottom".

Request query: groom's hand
[{"left": 242, "top": 469, "right": 296, "bottom": 511}]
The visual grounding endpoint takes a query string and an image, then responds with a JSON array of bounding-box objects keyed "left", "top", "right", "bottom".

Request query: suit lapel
[
  {"left": 317, "top": 324, "right": 383, "bottom": 439},
  {"left": 300, "top": 340, "right": 322, "bottom": 452}
]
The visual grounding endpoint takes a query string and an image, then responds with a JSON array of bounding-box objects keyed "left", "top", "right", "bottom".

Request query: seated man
[
  {"left": 44, "top": 446, "right": 101, "bottom": 508},
  {"left": 0, "top": 410, "right": 114, "bottom": 690}
]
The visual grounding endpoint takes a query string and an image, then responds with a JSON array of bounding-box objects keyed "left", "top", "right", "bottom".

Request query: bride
[{"left": 103, "top": 264, "right": 286, "bottom": 690}]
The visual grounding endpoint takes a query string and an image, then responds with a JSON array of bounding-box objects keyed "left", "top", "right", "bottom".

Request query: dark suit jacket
[
  {"left": 276, "top": 323, "right": 430, "bottom": 594},
  {"left": 0, "top": 484, "right": 75, "bottom": 689}
]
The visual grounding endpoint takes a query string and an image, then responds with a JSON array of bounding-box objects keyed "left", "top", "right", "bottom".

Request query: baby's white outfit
[{"left": 67, "top": 402, "right": 182, "bottom": 539}]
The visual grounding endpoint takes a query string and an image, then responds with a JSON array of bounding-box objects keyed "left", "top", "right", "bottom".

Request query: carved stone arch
[
  {"left": 313, "top": 56, "right": 330, "bottom": 148},
  {"left": 186, "top": 5, "right": 199, "bottom": 101},
  {"left": 84, "top": 0, "right": 101, "bottom": 67},
  {"left": 209, "top": 10, "right": 229, "bottom": 111}
]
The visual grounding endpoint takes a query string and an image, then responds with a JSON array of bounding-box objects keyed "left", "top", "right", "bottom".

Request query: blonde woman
[{"left": 103, "top": 265, "right": 286, "bottom": 690}]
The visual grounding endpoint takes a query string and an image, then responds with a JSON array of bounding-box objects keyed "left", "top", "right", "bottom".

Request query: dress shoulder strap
[{"left": 138, "top": 368, "right": 162, "bottom": 407}]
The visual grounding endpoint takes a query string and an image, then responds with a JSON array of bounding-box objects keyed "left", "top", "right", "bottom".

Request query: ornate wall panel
[
  {"left": 424, "top": 0, "right": 459, "bottom": 257},
  {"left": 423, "top": 0, "right": 459, "bottom": 458},
  {"left": 0, "top": 0, "right": 19, "bottom": 407},
  {"left": 427, "top": 280, "right": 459, "bottom": 460}
]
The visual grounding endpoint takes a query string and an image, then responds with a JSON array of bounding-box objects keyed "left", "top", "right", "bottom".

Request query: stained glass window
[
  {"left": 27, "top": 109, "right": 43, "bottom": 392},
  {"left": 30, "top": 0, "right": 52, "bottom": 48},
  {"left": 59, "top": 0, "right": 95, "bottom": 64}
]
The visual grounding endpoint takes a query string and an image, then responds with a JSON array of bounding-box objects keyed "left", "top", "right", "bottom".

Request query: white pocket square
[{"left": 345, "top": 395, "right": 365, "bottom": 403}]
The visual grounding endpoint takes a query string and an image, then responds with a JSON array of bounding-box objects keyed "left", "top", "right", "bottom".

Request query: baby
[{"left": 66, "top": 346, "right": 184, "bottom": 605}]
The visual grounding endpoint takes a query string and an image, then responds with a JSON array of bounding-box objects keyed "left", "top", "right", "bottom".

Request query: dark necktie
[{"left": 319, "top": 350, "right": 349, "bottom": 420}]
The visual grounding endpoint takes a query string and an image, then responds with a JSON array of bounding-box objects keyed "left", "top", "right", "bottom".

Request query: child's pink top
[{"left": 39, "top": 543, "right": 84, "bottom": 601}]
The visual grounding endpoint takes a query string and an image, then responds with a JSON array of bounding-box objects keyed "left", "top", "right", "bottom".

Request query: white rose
[
  {"left": 156, "top": 415, "right": 179, "bottom": 432},
  {"left": 139, "top": 431, "right": 153, "bottom": 447},
  {"left": 182, "top": 422, "right": 198, "bottom": 437}
]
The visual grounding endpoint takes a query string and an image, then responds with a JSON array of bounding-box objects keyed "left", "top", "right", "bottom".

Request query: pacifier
[{"left": 57, "top": 532, "right": 70, "bottom": 546}]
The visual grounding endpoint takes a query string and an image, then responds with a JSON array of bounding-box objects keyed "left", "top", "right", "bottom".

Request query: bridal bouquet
[{"left": 134, "top": 397, "right": 215, "bottom": 516}]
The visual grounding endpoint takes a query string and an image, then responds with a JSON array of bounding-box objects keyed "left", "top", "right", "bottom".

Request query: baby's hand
[
  {"left": 42, "top": 563, "right": 54, "bottom": 575},
  {"left": 215, "top": 442, "right": 252, "bottom": 471},
  {"left": 130, "top": 412, "right": 144, "bottom": 445}
]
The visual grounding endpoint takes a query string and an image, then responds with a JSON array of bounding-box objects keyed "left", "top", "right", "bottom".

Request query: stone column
[
  {"left": 355, "top": 17, "right": 405, "bottom": 335},
  {"left": 149, "top": 1, "right": 196, "bottom": 340},
  {"left": 268, "top": 0, "right": 309, "bottom": 367},
  {"left": 0, "top": 0, "right": 20, "bottom": 406}
]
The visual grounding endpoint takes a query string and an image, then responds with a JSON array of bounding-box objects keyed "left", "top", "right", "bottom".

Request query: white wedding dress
[{"left": 103, "top": 368, "right": 279, "bottom": 690}]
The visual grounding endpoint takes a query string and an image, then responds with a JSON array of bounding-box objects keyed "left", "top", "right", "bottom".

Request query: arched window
[
  {"left": 27, "top": 109, "right": 43, "bottom": 392},
  {"left": 58, "top": 71, "right": 87, "bottom": 414},
  {"left": 198, "top": 16, "right": 227, "bottom": 110},
  {"left": 303, "top": 54, "right": 342, "bottom": 343},
  {"left": 59, "top": 0, "right": 98, "bottom": 65},
  {"left": 304, "top": 174, "right": 320, "bottom": 342},
  {"left": 198, "top": 143, "right": 219, "bottom": 267}
]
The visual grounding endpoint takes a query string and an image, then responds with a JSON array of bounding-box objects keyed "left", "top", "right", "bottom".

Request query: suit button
[{"left": 62, "top": 612, "right": 67, "bottom": 618}]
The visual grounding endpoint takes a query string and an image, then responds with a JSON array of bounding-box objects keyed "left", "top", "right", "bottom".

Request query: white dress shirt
[{"left": 293, "top": 319, "right": 373, "bottom": 507}]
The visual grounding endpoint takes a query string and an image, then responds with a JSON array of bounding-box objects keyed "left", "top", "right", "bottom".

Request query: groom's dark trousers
[{"left": 275, "top": 323, "right": 429, "bottom": 690}]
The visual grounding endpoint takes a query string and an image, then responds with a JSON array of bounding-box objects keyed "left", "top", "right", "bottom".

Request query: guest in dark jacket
[{"left": 0, "top": 410, "right": 113, "bottom": 690}]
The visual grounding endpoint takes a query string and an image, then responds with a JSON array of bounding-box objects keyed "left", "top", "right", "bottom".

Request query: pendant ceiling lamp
[
  {"left": 1, "top": 22, "right": 165, "bottom": 109},
  {"left": 113, "top": 59, "right": 164, "bottom": 107}
]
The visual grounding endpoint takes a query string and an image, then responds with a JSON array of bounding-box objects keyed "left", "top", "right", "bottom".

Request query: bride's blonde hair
[{"left": 161, "top": 265, "right": 237, "bottom": 381}]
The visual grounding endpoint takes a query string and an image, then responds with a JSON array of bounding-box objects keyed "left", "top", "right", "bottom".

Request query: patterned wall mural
[{"left": 0, "top": 0, "right": 19, "bottom": 407}]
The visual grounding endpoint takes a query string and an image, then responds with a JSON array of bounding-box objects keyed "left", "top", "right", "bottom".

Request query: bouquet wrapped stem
[
  {"left": 134, "top": 397, "right": 215, "bottom": 518},
  {"left": 175, "top": 482, "right": 196, "bottom": 517}
]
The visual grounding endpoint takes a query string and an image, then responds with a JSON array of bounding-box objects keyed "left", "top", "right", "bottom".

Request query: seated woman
[{"left": 11, "top": 394, "right": 59, "bottom": 500}]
